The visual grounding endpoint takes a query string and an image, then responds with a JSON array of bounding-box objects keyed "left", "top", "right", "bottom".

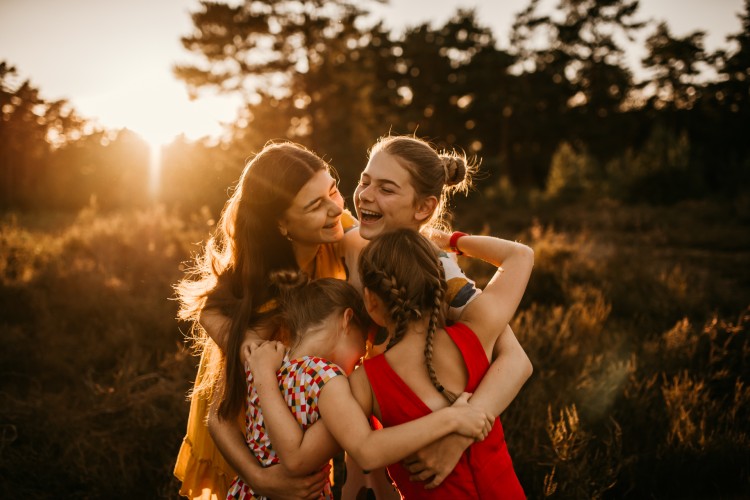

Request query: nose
[
  {"left": 357, "top": 184, "right": 373, "bottom": 203},
  {"left": 327, "top": 197, "right": 343, "bottom": 216}
]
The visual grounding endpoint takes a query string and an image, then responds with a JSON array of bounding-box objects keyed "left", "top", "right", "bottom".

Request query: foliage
[
  {"left": 4, "top": 0, "right": 750, "bottom": 211},
  {"left": 1, "top": 199, "right": 748, "bottom": 497},
  {"left": 0, "top": 206, "right": 211, "bottom": 498}
]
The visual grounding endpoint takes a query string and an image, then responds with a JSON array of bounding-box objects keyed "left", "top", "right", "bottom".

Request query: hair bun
[
  {"left": 270, "top": 269, "right": 309, "bottom": 294},
  {"left": 440, "top": 154, "right": 467, "bottom": 187}
]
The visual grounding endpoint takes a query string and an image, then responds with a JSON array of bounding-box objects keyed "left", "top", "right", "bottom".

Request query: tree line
[{"left": 2, "top": 0, "right": 748, "bottom": 212}]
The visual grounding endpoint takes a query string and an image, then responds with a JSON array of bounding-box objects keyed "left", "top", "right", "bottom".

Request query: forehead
[
  {"left": 290, "top": 169, "right": 335, "bottom": 207},
  {"left": 363, "top": 151, "right": 412, "bottom": 184}
]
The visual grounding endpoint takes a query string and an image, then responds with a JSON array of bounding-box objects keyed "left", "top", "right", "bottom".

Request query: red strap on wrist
[{"left": 449, "top": 231, "right": 468, "bottom": 255}]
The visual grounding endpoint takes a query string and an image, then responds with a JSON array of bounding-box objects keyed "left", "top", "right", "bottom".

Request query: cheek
[{"left": 334, "top": 192, "right": 345, "bottom": 209}]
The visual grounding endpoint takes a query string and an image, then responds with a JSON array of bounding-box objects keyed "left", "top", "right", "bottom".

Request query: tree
[
  {"left": 702, "top": 0, "right": 750, "bottom": 192},
  {"left": 0, "top": 62, "right": 86, "bottom": 208},
  {"left": 641, "top": 22, "right": 708, "bottom": 111},
  {"left": 175, "top": 0, "right": 383, "bottom": 145},
  {"left": 510, "top": 0, "right": 646, "bottom": 163}
]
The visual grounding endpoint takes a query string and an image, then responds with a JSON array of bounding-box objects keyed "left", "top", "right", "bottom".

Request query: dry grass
[{"left": 1, "top": 199, "right": 748, "bottom": 497}]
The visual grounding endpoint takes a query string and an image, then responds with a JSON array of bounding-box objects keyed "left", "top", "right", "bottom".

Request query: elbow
[
  {"left": 348, "top": 447, "right": 381, "bottom": 472},
  {"left": 280, "top": 456, "right": 309, "bottom": 476},
  {"left": 518, "top": 345, "right": 533, "bottom": 382},
  {"left": 519, "top": 243, "right": 535, "bottom": 268},
  {"left": 206, "top": 409, "right": 219, "bottom": 441},
  {"left": 523, "top": 354, "right": 533, "bottom": 382}
]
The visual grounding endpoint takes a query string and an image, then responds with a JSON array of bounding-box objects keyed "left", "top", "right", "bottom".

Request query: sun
[{"left": 95, "top": 78, "right": 242, "bottom": 198}]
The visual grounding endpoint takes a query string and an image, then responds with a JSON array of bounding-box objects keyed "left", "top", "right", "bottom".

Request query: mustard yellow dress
[{"left": 174, "top": 213, "right": 355, "bottom": 500}]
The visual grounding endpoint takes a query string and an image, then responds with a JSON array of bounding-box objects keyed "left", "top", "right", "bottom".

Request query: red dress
[{"left": 362, "top": 322, "right": 525, "bottom": 499}]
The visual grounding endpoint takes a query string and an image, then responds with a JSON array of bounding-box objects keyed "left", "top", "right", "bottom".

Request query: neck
[
  {"left": 290, "top": 326, "right": 332, "bottom": 360},
  {"left": 293, "top": 241, "right": 320, "bottom": 276},
  {"left": 386, "top": 315, "right": 432, "bottom": 345}
]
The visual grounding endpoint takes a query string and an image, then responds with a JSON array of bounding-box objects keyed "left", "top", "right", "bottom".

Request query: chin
[{"left": 358, "top": 224, "right": 382, "bottom": 241}]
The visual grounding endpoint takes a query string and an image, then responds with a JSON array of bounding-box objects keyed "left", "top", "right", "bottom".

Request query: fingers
[
  {"left": 409, "top": 469, "right": 435, "bottom": 482},
  {"left": 274, "top": 340, "right": 286, "bottom": 355},
  {"left": 404, "top": 459, "right": 425, "bottom": 473},
  {"left": 455, "top": 392, "right": 471, "bottom": 405},
  {"left": 247, "top": 340, "right": 264, "bottom": 355},
  {"left": 303, "top": 468, "right": 328, "bottom": 499},
  {"left": 425, "top": 472, "right": 448, "bottom": 489}
]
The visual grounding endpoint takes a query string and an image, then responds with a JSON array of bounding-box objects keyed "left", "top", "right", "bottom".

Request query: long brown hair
[
  {"left": 358, "top": 228, "right": 458, "bottom": 402},
  {"left": 176, "top": 141, "right": 332, "bottom": 419}
]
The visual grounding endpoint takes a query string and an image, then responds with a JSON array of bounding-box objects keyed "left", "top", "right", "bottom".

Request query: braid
[
  {"left": 424, "top": 271, "right": 457, "bottom": 402},
  {"left": 370, "top": 268, "right": 421, "bottom": 350},
  {"left": 359, "top": 229, "right": 457, "bottom": 401}
]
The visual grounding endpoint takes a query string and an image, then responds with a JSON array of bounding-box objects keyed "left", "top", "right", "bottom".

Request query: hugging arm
[
  {"left": 246, "top": 342, "right": 343, "bottom": 475},
  {"left": 250, "top": 343, "right": 492, "bottom": 473},
  {"left": 202, "top": 318, "right": 330, "bottom": 498},
  {"left": 407, "top": 232, "right": 534, "bottom": 487},
  {"left": 207, "top": 403, "right": 330, "bottom": 499}
]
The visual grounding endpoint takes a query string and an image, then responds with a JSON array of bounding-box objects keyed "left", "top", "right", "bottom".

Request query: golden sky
[{"left": 0, "top": 0, "right": 743, "bottom": 147}]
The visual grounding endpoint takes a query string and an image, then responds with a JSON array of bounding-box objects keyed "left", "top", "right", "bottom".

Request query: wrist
[
  {"left": 254, "top": 370, "right": 278, "bottom": 387},
  {"left": 449, "top": 231, "right": 469, "bottom": 255},
  {"left": 243, "top": 460, "right": 269, "bottom": 492},
  {"left": 445, "top": 407, "right": 462, "bottom": 433}
]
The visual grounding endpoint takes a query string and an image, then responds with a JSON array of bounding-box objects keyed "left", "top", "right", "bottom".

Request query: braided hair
[{"left": 359, "top": 229, "right": 458, "bottom": 403}]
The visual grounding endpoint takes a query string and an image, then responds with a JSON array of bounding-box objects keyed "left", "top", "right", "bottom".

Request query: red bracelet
[{"left": 449, "top": 231, "right": 468, "bottom": 255}]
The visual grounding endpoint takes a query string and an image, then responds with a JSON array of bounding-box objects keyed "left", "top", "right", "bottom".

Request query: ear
[
  {"left": 413, "top": 195, "right": 438, "bottom": 223},
  {"left": 363, "top": 288, "right": 387, "bottom": 327},
  {"left": 277, "top": 218, "right": 289, "bottom": 238},
  {"left": 340, "top": 307, "right": 354, "bottom": 334}
]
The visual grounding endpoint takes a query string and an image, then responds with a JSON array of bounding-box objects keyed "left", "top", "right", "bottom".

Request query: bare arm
[
  {"left": 207, "top": 398, "right": 329, "bottom": 499},
  {"left": 251, "top": 344, "right": 492, "bottom": 473},
  {"left": 470, "top": 325, "right": 532, "bottom": 416},
  {"left": 319, "top": 371, "right": 491, "bottom": 471},
  {"left": 247, "top": 342, "right": 342, "bottom": 475},
  {"left": 199, "top": 308, "right": 232, "bottom": 351},
  {"left": 407, "top": 231, "right": 534, "bottom": 487}
]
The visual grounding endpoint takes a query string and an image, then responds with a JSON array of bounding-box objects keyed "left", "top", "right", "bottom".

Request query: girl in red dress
[{"left": 356, "top": 228, "right": 534, "bottom": 498}]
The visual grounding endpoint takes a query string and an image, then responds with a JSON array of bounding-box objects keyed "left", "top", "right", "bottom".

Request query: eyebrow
[
  {"left": 302, "top": 179, "right": 338, "bottom": 210},
  {"left": 361, "top": 172, "right": 401, "bottom": 189}
]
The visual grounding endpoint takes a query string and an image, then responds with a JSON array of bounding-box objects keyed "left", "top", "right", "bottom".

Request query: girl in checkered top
[{"left": 227, "top": 272, "right": 494, "bottom": 500}]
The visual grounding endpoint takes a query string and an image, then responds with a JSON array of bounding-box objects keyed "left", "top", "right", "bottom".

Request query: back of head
[
  {"left": 370, "top": 135, "right": 475, "bottom": 231},
  {"left": 358, "top": 228, "right": 446, "bottom": 337},
  {"left": 272, "top": 271, "right": 371, "bottom": 343},
  {"left": 359, "top": 229, "right": 458, "bottom": 401}
]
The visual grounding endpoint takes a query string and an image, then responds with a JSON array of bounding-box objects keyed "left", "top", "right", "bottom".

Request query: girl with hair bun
[
  {"left": 233, "top": 272, "right": 493, "bottom": 499},
  {"left": 196, "top": 135, "right": 532, "bottom": 499},
  {"left": 345, "top": 135, "right": 532, "bottom": 493}
]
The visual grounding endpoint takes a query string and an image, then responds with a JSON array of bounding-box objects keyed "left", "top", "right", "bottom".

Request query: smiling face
[
  {"left": 279, "top": 169, "right": 345, "bottom": 246},
  {"left": 354, "top": 151, "right": 435, "bottom": 240}
]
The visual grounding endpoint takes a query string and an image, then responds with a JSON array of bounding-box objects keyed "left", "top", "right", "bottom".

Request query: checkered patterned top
[{"left": 227, "top": 353, "right": 344, "bottom": 500}]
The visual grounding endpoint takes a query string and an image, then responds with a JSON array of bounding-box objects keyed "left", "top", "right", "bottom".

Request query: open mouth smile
[{"left": 359, "top": 208, "right": 383, "bottom": 223}]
